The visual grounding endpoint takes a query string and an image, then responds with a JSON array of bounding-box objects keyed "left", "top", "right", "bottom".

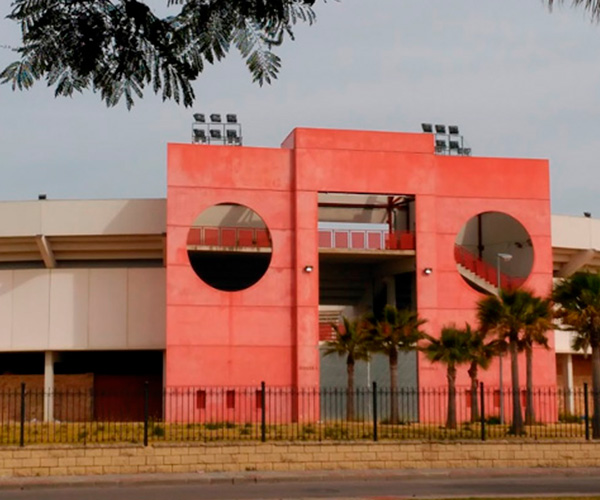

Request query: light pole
[{"left": 496, "top": 252, "right": 512, "bottom": 425}]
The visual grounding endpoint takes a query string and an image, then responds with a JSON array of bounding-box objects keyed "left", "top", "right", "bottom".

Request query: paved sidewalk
[{"left": 0, "top": 467, "right": 599, "bottom": 491}]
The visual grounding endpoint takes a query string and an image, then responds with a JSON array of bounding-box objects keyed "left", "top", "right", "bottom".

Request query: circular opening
[
  {"left": 187, "top": 203, "right": 272, "bottom": 291},
  {"left": 454, "top": 212, "right": 533, "bottom": 293}
]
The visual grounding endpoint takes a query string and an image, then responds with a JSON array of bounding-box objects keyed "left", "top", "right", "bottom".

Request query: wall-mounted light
[
  {"left": 304, "top": 265, "right": 314, "bottom": 273},
  {"left": 423, "top": 267, "right": 432, "bottom": 276}
]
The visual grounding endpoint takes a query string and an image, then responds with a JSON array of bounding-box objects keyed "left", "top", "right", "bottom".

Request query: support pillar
[
  {"left": 563, "top": 354, "right": 575, "bottom": 415},
  {"left": 385, "top": 277, "right": 396, "bottom": 307},
  {"left": 43, "top": 351, "right": 55, "bottom": 422}
]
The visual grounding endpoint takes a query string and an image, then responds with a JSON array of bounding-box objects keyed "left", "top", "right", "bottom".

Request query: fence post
[
  {"left": 143, "top": 381, "right": 149, "bottom": 447},
  {"left": 584, "top": 382, "right": 590, "bottom": 441},
  {"left": 260, "top": 381, "right": 266, "bottom": 443},
  {"left": 19, "top": 383, "right": 25, "bottom": 447},
  {"left": 372, "top": 382, "right": 378, "bottom": 442},
  {"left": 479, "top": 382, "right": 486, "bottom": 441}
]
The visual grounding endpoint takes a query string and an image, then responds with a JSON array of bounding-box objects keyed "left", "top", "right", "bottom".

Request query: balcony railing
[
  {"left": 318, "top": 223, "right": 415, "bottom": 251},
  {"left": 187, "top": 226, "right": 271, "bottom": 249}
]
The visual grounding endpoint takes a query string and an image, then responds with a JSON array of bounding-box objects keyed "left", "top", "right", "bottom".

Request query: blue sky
[{"left": 1, "top": 0, "right": 600, "bottom": 216}]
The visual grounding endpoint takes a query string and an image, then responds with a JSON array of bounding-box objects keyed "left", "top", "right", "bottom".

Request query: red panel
[
  {"left": 399, "top": 232, "right": 415, "bottom": 250},
  {"left": 385, "top": 233, "right": 397, "bottom": 250},
  {"left": 351, "top": 231, "right": 365, "bottom": 249},
  {"left": 334, "top": 232, "right": 348, "bottom": 249},
  {"left": 255, "top": 229, "right": 271, "bottom": 247},
  {"left": 187, "top": 228, "right": 201, "bottom": 245},
  {"left": 318, "top": 230, "right": 332, "bottom": 248},
  {"left": 204, "top": 228, "right": 219, "bottom": 246},
  {"left": 238, "top": 229, "right": 254, "bottom": 247},
  {"left": 367, "top": 232, "right": 382, "bottom": 249},
  {"left": 221, "top": 228, "right": 236, "bottom": 247}
]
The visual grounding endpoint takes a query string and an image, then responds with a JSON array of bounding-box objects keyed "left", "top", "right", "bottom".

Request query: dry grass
[{"left": 0, "top": 419, "right": 588, "bottom": 446}]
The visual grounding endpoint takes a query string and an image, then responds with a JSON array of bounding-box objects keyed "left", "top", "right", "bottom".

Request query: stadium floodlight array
[{"left": 192, "top": 113, "right": 243, "bottom": 146}]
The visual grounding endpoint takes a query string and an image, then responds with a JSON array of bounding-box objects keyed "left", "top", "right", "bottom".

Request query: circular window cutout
[
  {"left": 454, "top": 212, "right": 533, "bottom": 294},
  {"left": 187, "top": 203, "right": 272, "bottom": 291}
]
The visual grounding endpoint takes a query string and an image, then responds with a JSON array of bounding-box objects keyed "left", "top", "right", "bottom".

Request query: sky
[{"left": 1, "top": 0, "right": 600, "bottom": 216}]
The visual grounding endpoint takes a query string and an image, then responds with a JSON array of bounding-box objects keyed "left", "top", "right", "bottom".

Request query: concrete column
[
  {"left": 385, "top": 277, "right": 396, "bottom": 307},
  {"left": 563, "top": 354, "right": 575, "bottom": 415},
  {"left": 43, "top": 351, "right": 55, "bottom": 422}
]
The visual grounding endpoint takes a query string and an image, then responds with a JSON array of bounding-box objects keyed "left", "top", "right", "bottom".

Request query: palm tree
[
  {"left": 465, "top": 325, "right": 504, "bottom": 423},
  {"left": 323, "top": 316, "right": 371, "bottom": 420},
  {"left": 553, "top": 272, "right": 600, "bottom": 439},
  {"left": 422, "top": 325, "right": 472, "bottom": 429},
  {"left": 365, "top": 305, "right": 426, "bottom": 424},
  {"left": 519, "top": 296, "right": 552, "bottom": 425},
  {"left": 477, "top": 289, "right": 551, "bottom": 435}
]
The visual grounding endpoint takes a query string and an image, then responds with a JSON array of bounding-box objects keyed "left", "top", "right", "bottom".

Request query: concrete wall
[
  {"left": 3, "top": 442, "right": 600, "bottom": 477},
  {"left": 0, "top": 268, "right": 165, "bottom": 351},
  {"left": 0, "top": 199, "right": 166, "bottom": 237}
]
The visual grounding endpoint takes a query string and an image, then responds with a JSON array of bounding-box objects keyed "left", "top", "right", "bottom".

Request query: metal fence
[{"left": 0, "top": 382, "right": 596, "bottom": 446}]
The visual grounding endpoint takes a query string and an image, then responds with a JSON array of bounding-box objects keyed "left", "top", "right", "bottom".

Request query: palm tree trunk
[
  {"left": 525, "top": 345, "right": 535, "bottom": 425},
  {"left": 346, "top": 357, "right": 355, "bottom": 421},
  {"left": 389, "top": 348, "right": 399, "bottom": 424},
  {"left": 510, "top": 339, "right": 524, "bottom": 435},
  {"left": 468, "top": 362, "right": 479, "bottom": 423},
  {"left": 446, "top": 364, "right": 457, "bottom": 429},
  {"left": 591, "top": 346, "right": 600, "bottom": 439}
]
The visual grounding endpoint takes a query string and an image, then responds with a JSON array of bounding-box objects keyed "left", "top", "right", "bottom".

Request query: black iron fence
[{"left": 0, "top": 382, "right": 597, "bottom": 446}]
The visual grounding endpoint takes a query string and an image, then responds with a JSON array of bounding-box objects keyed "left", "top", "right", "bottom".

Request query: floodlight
[
  {"left": 421, "top": 123, "right": 433, "bottom": 133},
  {"left": 193, "top": 129, "right": 207, "bottom": 143},
  {"left": 435, "top": 139, "right": 447, "bottom": 151},
  {"left": 448, "top": 125, "right": 459, "bottom": 135},
  {"left": 210, "top": 114, "right": 222, "bottom": 123},
  {"left": 226, "top": 129, "right": 239, "bottom": 144},
  {"left": 193, "top": 113, "right": 205, "bottom": 123},
  {"left": 463, "top": 148, "right": 472, "bottom": 156},
  {"left": 210, "top": 129, "right": 222, "bottom": 140},
  {"left": 435, "top": 124, "right": 446, "bottom": 134},
  {"left": 449, "top": 140, "right": 460, "bottom": 150},
  {"left": 226, "top": 114, "right": 238, "bottom": 123}
]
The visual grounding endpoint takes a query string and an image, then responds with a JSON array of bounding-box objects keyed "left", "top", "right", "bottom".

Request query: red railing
[
  {"left": 318, "top": 229, "right": 415, "bottom": 251},
  {"left": 454, "top": 244, "right": 525, "bottom": 289},
  {"left": 187, "top": 226, "right": 271, "bottom": 249}
]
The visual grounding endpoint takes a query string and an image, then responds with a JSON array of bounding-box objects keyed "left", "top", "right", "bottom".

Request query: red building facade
[{"left": 166, "top": 127, "right": 555, "bottom": 395}]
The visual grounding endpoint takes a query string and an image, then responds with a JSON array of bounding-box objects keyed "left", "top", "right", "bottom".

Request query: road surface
[{"left": 1, "top": 469, "right": 600, "bottom": 499}]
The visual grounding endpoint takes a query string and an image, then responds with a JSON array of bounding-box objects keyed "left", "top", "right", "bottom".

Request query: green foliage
[
  {"left": 365, "top": 305, "right": 427, "bottom": 357},
  {"left": 322, "top": 424, "right": 349, "bottom": 440},
  {"left": 558, "top": 412, "right": 582, "bottom": 424},
  {"left": 477, "top": 289, "right": 552, "bottom": 346},
  {"left": 422, "top": 325, "right": 472, "bottom": 368},
  {"left": 323, "top": 316, "right": 370, "bottom": 365},
  {"left": 1, "top": 0, "right": 320, "bottom": 109},
  {"left": 151, "top": 424, "right": 165, "bottom": 437},
  {"left": 545, "top": 0, "right": 600, "bottom": 20},
  {"left": 553, "top": 272, "right": 600, "bottom": 353}
]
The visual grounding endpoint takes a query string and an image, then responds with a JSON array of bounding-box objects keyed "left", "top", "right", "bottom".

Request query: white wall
[
  {"left": 0, "top": 199, "right": 166, "bottom": 237},
  {"left": 0, "top": 268, "right": 165, "bottom": 351}
]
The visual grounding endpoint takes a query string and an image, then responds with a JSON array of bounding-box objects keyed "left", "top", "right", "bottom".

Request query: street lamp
[{"left": 496, "top": 252, "right": 512, "bottom": 426}]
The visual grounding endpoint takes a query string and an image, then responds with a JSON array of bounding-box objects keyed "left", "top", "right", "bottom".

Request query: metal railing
[
  {"left": 187, "top": 226, "right": 271, "bottom": 249},
  {"left": 454, "top": 244, "right": 526, "bottom": 289},
  {"left": 318, "top": 229, "right": 415, "bottom": 250},
  {"left": 1, "top": 383, "right": 596, "bottom": 446}
]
